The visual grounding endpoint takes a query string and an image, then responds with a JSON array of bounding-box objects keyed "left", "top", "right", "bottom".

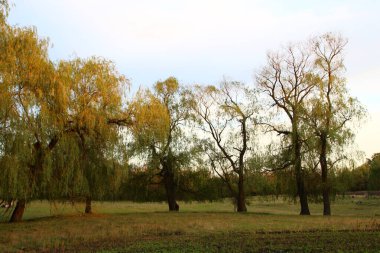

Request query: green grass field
[{"left": 1, "top": 197, "right": 380, "bottom": 252}]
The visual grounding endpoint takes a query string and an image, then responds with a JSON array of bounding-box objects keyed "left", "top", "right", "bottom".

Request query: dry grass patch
[{"left": 1, "top": 198, "right": 380, "bottom": 252}]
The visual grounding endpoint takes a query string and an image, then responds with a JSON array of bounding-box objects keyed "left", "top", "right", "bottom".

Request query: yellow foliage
[
  {"left": 154, "top": 76, "right": 179, "bottom": 97},
  {"left": 57, "top": 57, "right": 127, "bottom": 137},
  {"left": 129, "top": 89, "right": 170, "bottom": 145}
]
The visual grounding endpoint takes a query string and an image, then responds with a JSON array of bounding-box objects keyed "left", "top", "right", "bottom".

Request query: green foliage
[
  {"left": 54, "top": 57, "right": 128, "bottom": 201},
  {"left": 369, "top": 153, "right": 380, "bottom": 190},
  {"left": 0, "top": 14, "right": 128, "bottom": 212},
  {"left": 0, "top": 3, "right": 373, "bottom": 222},
  {"left": 190, "top": 80, "right": 261, "bottom": 203},
  {"left": 128, "top": 77, "right": 197, "bottom": 206},
  {"left": 0, "top": 19, "right": 57, "bottom": 201},
  {"left": 0, "top": 133, "right": 30, "bottom": 199},
  {"left": 129, "top": 89, "right": 170, "bottom": 150},
  {"left": 306, "top": 32, "right": 366, "bottom": 160},
  {"left": 45, "top": 134, "right": 83, "bottom": 199},
  {"left": 119, "top": 166, "right": 226, "bottom": 202},
  {"left": 334, "top": 163, "right": 370, "bottom": 193},
  {"left": 178, "top": 169, "right": 226, "bottom": 201}
]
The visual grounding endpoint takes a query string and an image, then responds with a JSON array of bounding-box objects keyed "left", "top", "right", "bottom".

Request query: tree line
[
  {"left": 0, "top": 1, "right": 368, "bottom": 222},
  {"left": 112, "top": 154, "right": 380, "bottom": 202}
]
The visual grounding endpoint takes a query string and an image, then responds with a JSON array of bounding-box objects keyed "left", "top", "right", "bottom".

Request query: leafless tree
[
  {"left": 190, "top": 80, "right": 260, "bottom": 212},
  {"left": 256, "top": 43, "right": 314, "bottom": 215}
]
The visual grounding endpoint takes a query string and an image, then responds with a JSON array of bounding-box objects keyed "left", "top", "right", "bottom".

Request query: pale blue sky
[{"left": 7, "top": 0, "right": 380, "bottom": 158}]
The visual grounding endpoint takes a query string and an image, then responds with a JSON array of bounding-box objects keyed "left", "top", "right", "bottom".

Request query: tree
[
  {"left": 55, "top": 57, "right": 128, "bottom": 213},
  {"left": 0, "top": 16, "right": 130, "bottom": 221},
  {"left": 0, "top": 0, "right": 9, "bottom": 24},
  {"left": 368, "top": 153, "right": 380, "bottom": 191},
  {"left": 256, "top": 43, "right": 314, "bottom": 215},
  {"left": 0, "top": 21, "right": 65, "bottom": 222},
  {"left": 190, "top": 80, "right": 260, "bottom": 212},
  {"left": 306, "top": 33, "right": 366, "bottom": 215},
  {"left": 129, "top": 77, "right": 193, "bottom": 211}
]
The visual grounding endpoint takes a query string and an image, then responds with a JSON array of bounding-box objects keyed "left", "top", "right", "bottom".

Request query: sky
[{"left": 7, "top": 0, "right": 380, "bottom": 159}]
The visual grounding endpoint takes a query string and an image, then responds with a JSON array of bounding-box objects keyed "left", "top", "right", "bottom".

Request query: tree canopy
[{"left": 0, "top": 2, "right": 371, "bottom": 222}]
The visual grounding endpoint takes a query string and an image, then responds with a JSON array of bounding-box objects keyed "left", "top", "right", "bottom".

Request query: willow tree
[
  {"left": 0, "top": 0, "right": 9, "bottom": 24},
  {"left": 190, "top": 81, "right": 260, "bottom": 212},
  {"left": 256, "top": 43, "right": 315, "bottom": 215},
  {"left": 48, "top": 131, "right": 127, "bottom": 213},
  {"left": 49, "top": 57, "right": 129, "bottom": 213},
  {"left": 306, "top": 33, "right": 365, "bottom": 215},
  {"left": 1, "top": 9, "right": 130, "bottom": 220},
  {"left": 129, "top": 77, "right": 193, "bottom": 211},
  {"left": 0, "top": 20, "right": 66, "bottom": 222}
]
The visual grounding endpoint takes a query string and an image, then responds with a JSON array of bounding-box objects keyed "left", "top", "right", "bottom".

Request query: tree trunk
[
  {"left": 294, "top": 131, "right": 310, "bottom": 215},
  {"left": 320, "top": 135, "right": 331, "bottom": 215},
  {"left": 85, "top": 197, "right": 92, "bottom": 214},
  {"left": 236, "top": 172, "right": 247, "bottom": 212},
  {"left": 163, "top": 165, "right": 179, "bottom": 212},
  {"left": 11, "top": 144, "right": 45, "bottom": 223},
  {"left": 297, "top": 175, "right": 310, "bottom": 215},
  {"left": 9, "top": 200, "right": 26, "bottom": 222}
]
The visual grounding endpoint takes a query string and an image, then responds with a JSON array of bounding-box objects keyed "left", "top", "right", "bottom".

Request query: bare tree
[
  {"left": 256, "top": 43, "right": 314, "bottom": 215},
  {"left": 190, "top": 80, "right": 260, "bottom": 212}
]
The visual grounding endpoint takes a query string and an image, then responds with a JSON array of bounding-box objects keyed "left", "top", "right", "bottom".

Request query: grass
[{"left": 1, "top": 197, "right": 380, "bottom": 252}]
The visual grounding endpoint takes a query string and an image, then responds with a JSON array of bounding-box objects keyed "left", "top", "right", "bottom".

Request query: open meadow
[
  {"left": 1, "top": 197, "right": 380, "bottom": 252},
  {"left": 2, "top": 1, "right": 380, "bottom": 252}
]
